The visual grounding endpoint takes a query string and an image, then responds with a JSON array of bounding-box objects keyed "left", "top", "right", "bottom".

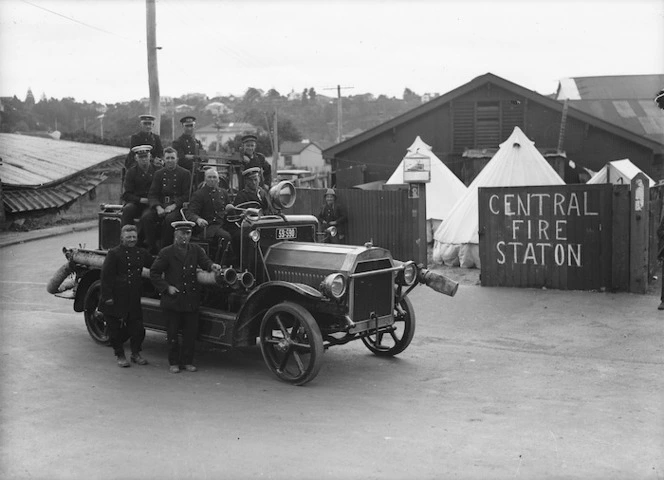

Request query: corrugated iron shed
[
  {"left": 557, "top": 75, "right": 664, "bottom": 145},
  {"left": 2, "top": 173, "right": 107, "bottom": 213},
  {"left": 0, "top": 133, "right": 126, "bottom": 187}
]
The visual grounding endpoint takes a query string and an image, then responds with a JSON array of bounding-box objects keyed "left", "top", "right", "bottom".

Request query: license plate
[{"left": 276, "top": 227, "right": 297, "bottom": 239}]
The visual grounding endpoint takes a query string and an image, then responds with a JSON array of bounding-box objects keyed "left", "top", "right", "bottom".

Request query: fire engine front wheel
[
  {"left": 259, "top": 302, "right": 324, "bottom": 386},
  {"left": 83, "top": 280, "right": 110, "bottom": 345},
  {"left": 361, "top": 296, "right": 416, "bottom": 356}
]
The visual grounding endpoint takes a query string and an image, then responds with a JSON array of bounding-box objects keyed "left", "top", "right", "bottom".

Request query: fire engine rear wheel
[
  {"left": 83, "top": 280, "right": 110, "bottom": 345},
  {"left": 361, "top": 296, "right": 416, "bottom": 356},
  {"left": 259, "top": 302, "right": 324, "bottom": 386}
]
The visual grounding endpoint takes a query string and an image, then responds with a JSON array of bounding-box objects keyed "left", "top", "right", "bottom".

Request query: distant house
[
  {"left": 323, "top": 73, "right": 664, "bottom": 187},
  {"left": 196, "top": 122, "right": 256, "bottom": 150},
  {"left": 278, "top": 140, "right": 327, "bottom": 172}
]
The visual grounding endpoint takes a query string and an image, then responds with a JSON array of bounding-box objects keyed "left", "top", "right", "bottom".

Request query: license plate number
[{"left": 276, "top": 228, "right": 297, "bottom": 239}]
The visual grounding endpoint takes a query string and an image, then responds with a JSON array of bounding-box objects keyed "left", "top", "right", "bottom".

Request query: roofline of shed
[{"left": 322, "top": 72, "right": 664, "bottom": 158}]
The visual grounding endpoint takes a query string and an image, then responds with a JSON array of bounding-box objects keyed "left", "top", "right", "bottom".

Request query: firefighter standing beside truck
[
  {"left": 100, "top": 225, "right": 154, "bottom": 368},
  {"left": 149, "top": 220, "right": 222, "bottom": 373}
]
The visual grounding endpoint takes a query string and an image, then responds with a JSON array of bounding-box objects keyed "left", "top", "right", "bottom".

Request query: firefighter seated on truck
[
  {"left": 121, "top": 145, "right": 157, "bottom": 246},
  {"left": 186, "top": 168, "right": 232, "bottom": 264},
  {"left": 226, "top": 167, "right": 272, "bottom": 267},
  {"left": 142, "top": 147, "right": 191, "bottom": 255}
]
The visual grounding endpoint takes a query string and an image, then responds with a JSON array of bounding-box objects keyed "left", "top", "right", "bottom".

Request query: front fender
[
  {"left": 73, "top": 270, "right": 101, "bottom": 312},
  {"left": 233, "top": 281, "right": 323, "bottom": 346}
]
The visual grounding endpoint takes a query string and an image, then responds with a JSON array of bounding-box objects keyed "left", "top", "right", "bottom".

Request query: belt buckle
[{"left": 164, "top": 195, "right": 171, "bottom": 204}]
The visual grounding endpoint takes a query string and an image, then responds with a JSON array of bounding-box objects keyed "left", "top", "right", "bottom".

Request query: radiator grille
[{"left": 351, "top": 268, "right": 392, "bottom": 321}]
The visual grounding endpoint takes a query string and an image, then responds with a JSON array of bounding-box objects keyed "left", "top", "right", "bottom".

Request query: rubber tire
[
  {"left": 361, "top": 296, "right": 416, "bottom": 356},
  {"left": 259, "top": 302, "right": 324, "bottom": 386},
  {"left": 83, "top": 280, "right": 110, "bottom": 345}
]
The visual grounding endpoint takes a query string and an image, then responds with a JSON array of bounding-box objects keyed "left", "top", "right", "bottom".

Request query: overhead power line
[{"left": 20, "top": 0, "right": 143, "bottom": 44}]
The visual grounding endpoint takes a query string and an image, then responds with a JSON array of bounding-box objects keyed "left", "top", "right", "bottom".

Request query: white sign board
[{"left": 403, "top": 153, "right": 431, "bottom": 183}]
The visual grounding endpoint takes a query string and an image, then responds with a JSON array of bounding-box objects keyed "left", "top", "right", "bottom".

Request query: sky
[{"left": 1, "top": 0, "right": 663, "bottom": 104}]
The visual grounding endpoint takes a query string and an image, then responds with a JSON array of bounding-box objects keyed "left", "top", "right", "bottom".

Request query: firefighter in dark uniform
[
  {"left": 240, "top": 134, "right": 272, "bottom": 190},
  {"left": 316, "top": 188, "right": 348, "bottom": 243},
  {"left": 125, "top": 114, "right": 164, "bottom": 170},
  {"left": 172, "top": 115, "right": 207, "bottom": 178},
  {"left": 149, "top": 220, "right": 222, "bottom": 373},
  {"left": 121, "top": 145, "right": 157, "bottom": 238},
  {"left": 144, "top": 146, "right": 191, "bottom": 254},
  {"left": 227, "top": 167, "right": 272, "bottom": 267},
  {"left": 99, "top": 224, "right": 154, "bottom": 367},
  {"left": 187, "top": 168, "right": 231, "bottom": 262}
]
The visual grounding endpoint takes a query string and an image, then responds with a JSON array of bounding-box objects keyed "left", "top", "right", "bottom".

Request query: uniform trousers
[
  {"left": 143, "top": 209, "right": 182, "bottom": 253},
  {"left": 164, "top": 310, "right": 199, "bottom": 366},
  {"left": 105, "top": 312, "right": 146, "bottom": 357}
]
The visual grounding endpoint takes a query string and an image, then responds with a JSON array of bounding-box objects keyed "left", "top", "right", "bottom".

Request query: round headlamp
[
  {"left": 249, "top": 230, "right": 261, "bottom": 243},
  {"left": 321, "top": 273, "right": 347, "bottom": 299},
  {"left": 401, "top": 261, "right": 417, "bottom": 286}
]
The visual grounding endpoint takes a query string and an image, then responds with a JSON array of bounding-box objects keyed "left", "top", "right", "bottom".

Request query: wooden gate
[{"left": 478, "top": 184, "right": 613, "bottom": 290}]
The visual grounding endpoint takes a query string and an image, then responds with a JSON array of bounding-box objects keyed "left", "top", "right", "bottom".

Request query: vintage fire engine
[{"left": 47, "top": 181, "right": 458, "bottom": 385}]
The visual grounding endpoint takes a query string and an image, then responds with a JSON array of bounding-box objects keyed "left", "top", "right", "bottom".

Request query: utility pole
[
  {"left": 272, "top": 108, "right": 279, "bottom": 174},
  {"left": 146, "top": 0, "right": 161, "bottom": 133},
  {"left": 324, "top": 85, "right": 353, "bottom": 143}
]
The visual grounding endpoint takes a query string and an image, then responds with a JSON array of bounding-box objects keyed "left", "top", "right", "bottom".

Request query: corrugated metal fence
[{"left": 290, "top": 188, "right": 425, "bottom": 264}]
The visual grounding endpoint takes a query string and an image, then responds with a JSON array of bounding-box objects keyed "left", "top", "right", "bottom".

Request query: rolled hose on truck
[
  {"left": 46, "top": 262, "right": 74, "bottom": 294},
  {"left": 46, "top": 248, "right": 253, "bottom": 293}
]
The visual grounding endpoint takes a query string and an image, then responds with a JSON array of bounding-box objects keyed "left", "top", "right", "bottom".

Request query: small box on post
[{"left": 403, "top": 152, "right": 430, "bottom": 267}]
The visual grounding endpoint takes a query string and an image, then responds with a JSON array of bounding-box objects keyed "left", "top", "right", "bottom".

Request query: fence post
[{"left": 629, "top": 173, "right": 650, "bottom": 293}]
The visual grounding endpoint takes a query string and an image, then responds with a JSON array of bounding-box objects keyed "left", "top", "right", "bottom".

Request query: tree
[
  {"left": 25, "top": 88, "right": 35, "bottom": 107},
  {"left": 403, "top": 88, "right": 420, "bottom": 103},
  {"left": 308, "top": 87, "right": 317, "bottom": 101}
]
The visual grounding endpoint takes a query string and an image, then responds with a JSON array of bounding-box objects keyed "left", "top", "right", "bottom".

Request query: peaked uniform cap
[
  {"left": 242, "top": 134, "right": 258, "bottom": 143},
  {"left": 139, "top": 114, "right": 156, "bottom": 122},
  {"left": 242, "top": 166, "right": 261, "bottom": 177},
  {"left": 131, "top": 145, "right": 153, "bottom": 155},
  {"left": 180, "top": 116, "right": 196, "bottom": 124},
  {"left": 171, "top": 220, "right": 195, "bottom": 231},
  {"left": 325, "top": 188, "right": 336, "bottom": 197}
]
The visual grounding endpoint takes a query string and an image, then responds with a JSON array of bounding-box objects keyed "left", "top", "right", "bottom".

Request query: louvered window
[{"left": 452, "top": 99, "right": 525, "bottom": 152}]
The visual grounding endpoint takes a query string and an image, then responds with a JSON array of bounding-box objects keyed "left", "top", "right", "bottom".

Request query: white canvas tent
[
  {"left": 586, "top": 158, "right": 655, "bottom": 187},
  {"left": 386, "top": 136, "right": 467, "bottom": 242},
  {"left": 432, "top": 127, "right": 565, "bottom": 268}
]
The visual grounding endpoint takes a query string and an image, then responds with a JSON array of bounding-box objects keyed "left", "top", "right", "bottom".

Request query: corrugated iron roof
[
  {"left": 559, "top": 75, "right": 664, "bottom": 100},
  {"left": 0, "top": 133, "right": 126, "bottom": 187},
  {"left": 568, "top": 99, "right": 664, "bottom": 145},
  {"left": 3, "top": 172, "right": 107, "bottom": 213}
]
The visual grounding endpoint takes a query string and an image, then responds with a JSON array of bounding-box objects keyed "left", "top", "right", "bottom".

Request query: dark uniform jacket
[
  {"left": 150, "top": 243, "right": 214, "bottom": 312},
  {"left": 122, "top": 164, "right": 157, "bottom": 204},
  {"left": 125, "top": 131, "right": 164, "bottom": 169},
  {"left": 188, "top": 185, "right": 229, "bottom": 226},
  {"left": 658, "top": 216, "right": 664, "bottom": 260},
  {"left": 148, "top": 166, "right": 191, "bottom": 209},
  {"left": 242, "top": 152, "right": 272, "bottom": 187},
  {"left": 233, "top": 187, "right": 270, "bottom": 212},
  {"left": 100, "top": 245, "right": 154, "bottom": 317},
  {"left": 317, "top": 202, "right": 348, "bottom": 236},
  {"left": 172, "top": 134, "right": 206, "bottom": 173}
]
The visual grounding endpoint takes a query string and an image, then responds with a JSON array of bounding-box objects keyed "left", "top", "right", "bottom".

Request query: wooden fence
[{"left": 290, "top": 187, "right": 427, "bottom": 265}]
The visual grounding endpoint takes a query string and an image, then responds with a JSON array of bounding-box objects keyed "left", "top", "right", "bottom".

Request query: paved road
[{"left": 1, "top": 230, "right": 663, "bottom": 480}]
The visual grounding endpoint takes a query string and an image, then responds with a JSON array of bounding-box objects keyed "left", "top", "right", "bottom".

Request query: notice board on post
[{"left": 478, "top": 184, "right": 613, "bottom": 290}]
